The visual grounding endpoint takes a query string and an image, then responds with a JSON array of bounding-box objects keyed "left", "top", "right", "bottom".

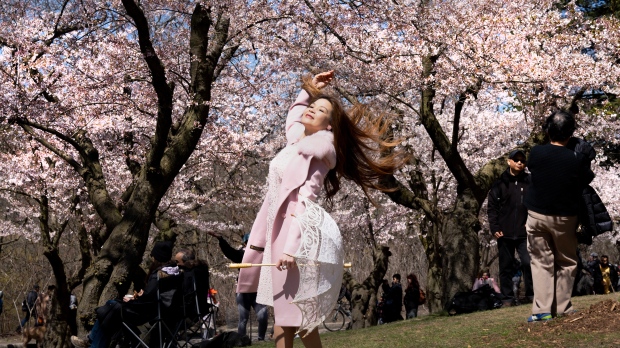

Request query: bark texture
[{"left": 344, "top": 246, "right": 392, "bottom": 329}]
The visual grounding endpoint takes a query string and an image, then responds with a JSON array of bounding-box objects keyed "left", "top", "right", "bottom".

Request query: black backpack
[{"left": 447, "top": 284, "right": 503, "bottom": 315}]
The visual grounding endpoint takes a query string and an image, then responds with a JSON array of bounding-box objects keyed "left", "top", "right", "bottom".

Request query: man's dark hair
[
  {"left": 543, "top": 110, "right": 576, "bottom": 141},
  {"left": 393, "top": 273, "right": 401, "bottom": 282},
  {"left": 601, "top": 254, "right": 609, "bottom": 259},
  {"left": 178, "top": 249, "right": 196, "bottom": 263}
]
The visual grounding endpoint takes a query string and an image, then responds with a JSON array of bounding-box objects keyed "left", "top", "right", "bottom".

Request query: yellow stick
[
  {"left": 228, "top": 263, "right": 277, "bottom": 269},
  {"left": 229, "top": 262, "right": 353, "bottom": 269}
]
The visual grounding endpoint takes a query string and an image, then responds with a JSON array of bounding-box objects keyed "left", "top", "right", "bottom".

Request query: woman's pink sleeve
[
  {"left": 282, "top": 158, "right": 329, "bottom": 256},
  {"left": 285, "top": 90, "right": 311, "bottom": 143}
]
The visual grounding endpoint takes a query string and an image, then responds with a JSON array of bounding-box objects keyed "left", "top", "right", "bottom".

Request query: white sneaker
[{"left": 70, "top": 335, "right": 90, "bottom": 348}]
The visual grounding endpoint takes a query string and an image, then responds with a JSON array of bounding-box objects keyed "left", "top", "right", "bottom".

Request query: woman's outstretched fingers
[{"left": 313, "top": 70, "right": 335, "bottom": 89}]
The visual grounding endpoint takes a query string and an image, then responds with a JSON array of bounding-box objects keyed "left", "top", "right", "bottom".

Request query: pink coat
[{"left": 237, "top": 90, "right": 336, "bottom": 325}]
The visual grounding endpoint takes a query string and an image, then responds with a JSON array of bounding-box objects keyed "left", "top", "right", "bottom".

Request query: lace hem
[{"left": 292, "top": 198, "right": 343, "bottom": 336}]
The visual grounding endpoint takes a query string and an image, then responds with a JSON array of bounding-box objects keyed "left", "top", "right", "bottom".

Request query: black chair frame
[
  {"left": 119, "top": 272, "right": 184, "bottom": 348},
  {"left": 173, "top": 269, "right": 217, "bottom": 347}
]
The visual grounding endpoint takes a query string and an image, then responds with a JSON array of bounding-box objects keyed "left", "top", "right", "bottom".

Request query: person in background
[
  {"left": 69, "top": 292, "right": 78, "bottom": 335},
  {"left": 473, "top": 270, "right": 501, "bottom": 294},
  {"left": 591, "top": 254, "right": 619, "bottom": 294},
  {"left": 511, "top": 259, "right": 523, "bottom": 305},
  {"left": 208, "top": 231, "right": 268, "bottom": 341},
  {"left": 175, "top": 249, "right": 214, "bottom": 339},
  {"left": 0, "top": 290, "right": 4, "bottom": 316},
  {"left": 586, "top": 252, "right": 599, "bottom": 272},
  {"left": 524, "top": 110, "right": 594, "bottom": 322},
  {"left": 381, "top": 274, "right": 403, "bottom": 323},
  {"left": 17, "top": 284, "right": 39, "bottom": 333},
  {"left": 403, "top": 273, "right": 420, "bottom": 319},
  {"left": 487, "top": 149, "right": 533, "bottom": 306}
]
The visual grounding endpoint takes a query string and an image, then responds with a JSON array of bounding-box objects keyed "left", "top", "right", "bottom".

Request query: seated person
[
  {"left": 71, "top": 241, "right": 180, "bottom": 348},
  {"left": 472, "top": 270, "right": 501, "bottom": 293},
  {"left": 174, "top": 249, "right": 211, "bottom": 316}
]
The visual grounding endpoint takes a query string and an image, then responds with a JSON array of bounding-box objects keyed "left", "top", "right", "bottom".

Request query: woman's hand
[
  {"left": 275, "top": 253, "right": 297, "bottom": 271},
  {"left": 312, "top": 70, "right": 334, "bottom": 89}
]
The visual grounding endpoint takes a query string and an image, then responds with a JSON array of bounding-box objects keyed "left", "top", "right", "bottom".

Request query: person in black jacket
[
  {"left": 403, "top": 273, "right": 420, "bottom": 318},
  {"left": 487, "top": 149, "right": 533, "bottom": 306},
  {"left": 208, "top": 231, "right": 268, "bottom": 341},
  {"left": 381, "top": 274, "right": 403, "bottom": 323},
  {"left": 524, "top": 110, "right": 594, "bottom": 322},
  {"left": 567, "top": 138, "right": 614, "bottom": 244}
]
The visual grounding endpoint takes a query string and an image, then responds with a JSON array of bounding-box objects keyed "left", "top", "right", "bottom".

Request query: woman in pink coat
[{"left": 237, "top": 71, "right": 402, "bottom": 348}]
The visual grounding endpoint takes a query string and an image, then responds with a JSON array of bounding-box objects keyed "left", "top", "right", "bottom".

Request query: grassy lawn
[{"left": 254, "top": 293, "right": 620, "bottom": 347}]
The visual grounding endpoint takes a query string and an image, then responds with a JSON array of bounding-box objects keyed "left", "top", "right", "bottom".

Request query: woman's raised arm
[{"left": 285, "top": 71, "right": 335, "bottom": 142}]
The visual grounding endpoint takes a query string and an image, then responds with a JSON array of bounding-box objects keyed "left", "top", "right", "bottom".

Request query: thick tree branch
[
  {"left": 17, "top": 123, "right": 83, "bottom": 172},
  {"left": 380, "top": 174, "right": 437, "bottom": 221},
  {"left": 68, "top": 224, "right": 92, "bottom": 289},
  {"left": 419, "top": 54, "right": 483, "bottom": 200},
  {"left": 159, "top": 6, "right": 229, "bottom": 179},
  {"left": 13, "top": 119, "right": 123, "bottom": 237},
  {"left": 15, "top": 117, "right": 81, "bottom": 149},
  {"left": 122, "top": 0, "right": 174, "bottom": 174},
  {"left": 452, "top": 80, "right": 482, "bottom": 152},
  {"left": 213, "top": 44, "right": 239, "bottom": 81}
]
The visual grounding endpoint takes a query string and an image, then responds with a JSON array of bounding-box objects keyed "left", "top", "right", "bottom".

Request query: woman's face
[
  {"left": 301, "top": 98, "right": 333, "bottom": 135},
  {"left": 482, "top": 273, "right": 489, "bottom": 279}
]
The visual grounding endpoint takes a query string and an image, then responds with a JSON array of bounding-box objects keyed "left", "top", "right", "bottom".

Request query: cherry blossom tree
[
  {"left": 251, "top": 0, "right": 620, "bottom": 310},
  {"left": 0, "top": 0, "right": 296, "bottom": 340},
  {"left": 1, "top": 2, "right": 619, "bottom": 342}
]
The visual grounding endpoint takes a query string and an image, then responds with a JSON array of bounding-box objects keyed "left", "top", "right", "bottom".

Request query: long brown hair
[
  {"left": 301, "top": 76, "right": 406, "bottom": 199},
  {"left": 406, "top": 273, "right": 420, "bottom": 290}
]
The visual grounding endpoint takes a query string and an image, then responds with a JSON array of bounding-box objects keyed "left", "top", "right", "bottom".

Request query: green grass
[{"left": 254, "top": 293, "right": 620, "bottom": 347}]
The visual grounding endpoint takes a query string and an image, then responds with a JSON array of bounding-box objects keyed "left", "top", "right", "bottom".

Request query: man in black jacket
[
  {"left": 488, "top": 149, "right": 533, "bottom": 306},
  {"left": 208, "top": 231, "right": 268, "bottom": 341},
  {"left": 381, "top": 274, "right": 403, "bottom": 323}
]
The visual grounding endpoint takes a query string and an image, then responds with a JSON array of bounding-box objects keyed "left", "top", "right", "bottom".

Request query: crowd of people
[
  {"left": 377, "top": 272, "right": 424, "bottom": 324},
  {"left": 578, "top": 252, "right": 620, "bottom": 295}
]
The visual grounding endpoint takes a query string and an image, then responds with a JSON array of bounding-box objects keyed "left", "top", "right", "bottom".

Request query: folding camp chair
[
  {"left": 173, "top": 264, "right": 217, "bottom": 347},
  {"left": 119, "top": 271, "right": 185, "bottom": 348}
]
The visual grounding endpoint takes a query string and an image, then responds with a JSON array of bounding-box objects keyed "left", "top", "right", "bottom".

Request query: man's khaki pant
[{"left": 526, "top": 210, "right": 578, "bottom": 316}]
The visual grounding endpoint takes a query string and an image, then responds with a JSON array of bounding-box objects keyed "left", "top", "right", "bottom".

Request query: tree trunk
[
  {"left": 77, "top": 180, "right": 167, "bottom": 331},
  {"left": 428, "top": 189, "right": 481, "bottom": 310},
  {"left": 42, "top": 250, "right": 73, "bottom": 348},
  {"left": 44, "top": 288, "right": 72, "bottom": 348},
  {"left": 344, "top": 246, "right": 392, "bottom": 329}
]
